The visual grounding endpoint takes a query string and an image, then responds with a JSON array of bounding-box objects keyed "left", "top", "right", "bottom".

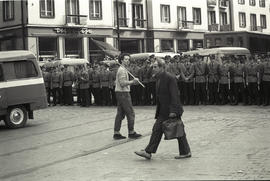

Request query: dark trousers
[
  {"left": 80, "top": 88, "right": 90, "bottom": 106},
  {"left": 208, "top": 82, "right": 219, "bottom": 105},
  {"left": 247, "top": 82, "right": 259, "bottom": 105},
  {"left": 195, "top": 82, "right": 207, "bottom": 105},
  {"left": 178, "top": 81, "right": 185, "bottom": 105},
  {"left": 263, "top": 81, "right": 270, "bottom": 105},
  {"left": 145, "top": 118, "right": 190, "bottom": 155},
  {"left": 110, "top": 87, "right": 116, "bottom": 106},
  {"left": 88, "top": 86, "right": 93, "bottom": 105},
  {"left": 101, "top": 87, "right": 110, "bottom": 106},
  {"left": 149, "top": 81, "right": 156, "bottom": 105},
  {"left": 92, "top": 87, "right": 101, "bottom": 105},
  {"left": 183, "top": 82, "right": 194, "bottom": 105},
  {"left": 45, "top": 87, "right": 51, "bottom": 104},
  {"left": 219, "top": 84, "right": 229, "bottom": 104},
  {"left": 143, "top": 83, "right": 151, "bottom": 105},
  {"left": 114, "top": 92, "right": 135, "bottom": 133},
  {"left": 232, "top": 83, "right": 244, "bottom": 104},
  {"left": 52, "top": 87, "right": 62, "bottom": 105},
  {"left": 131, "top": 85, "right": 138, "bottom": 105},
  {"left": 63, "top": 86, "right": 73, "bottom": 105}
]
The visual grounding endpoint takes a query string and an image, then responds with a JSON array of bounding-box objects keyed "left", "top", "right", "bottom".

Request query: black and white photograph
[{"left": 0, "top": 0, "right": 270, "bottom": 180}]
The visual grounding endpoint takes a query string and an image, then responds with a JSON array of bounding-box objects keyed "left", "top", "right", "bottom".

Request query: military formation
[{"left": 41, "top": 53, "right": 270, "bottom": 107}]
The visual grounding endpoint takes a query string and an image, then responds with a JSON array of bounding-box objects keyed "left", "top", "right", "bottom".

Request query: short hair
[
  {"left": 156, "top": 58, "right": 166, "bottom": 68},
  {"left": 118, "top": 53, "right": 130, "bottom": 64}
]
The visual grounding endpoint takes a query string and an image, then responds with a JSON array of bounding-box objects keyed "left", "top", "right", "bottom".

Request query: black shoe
[
  {"left": 175, "top": 152, "right": 192, "bottom": 159},
  {"left": 128, "top": 132, "right": 142, "bottom": 139},
  {"left": 113, "top": 134, "right": 126, "bottom": 140}
]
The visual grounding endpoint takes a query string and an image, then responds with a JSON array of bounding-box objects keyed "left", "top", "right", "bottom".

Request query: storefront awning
[{"left": 91, "top": 39, "right": 121, "bottom": 58}]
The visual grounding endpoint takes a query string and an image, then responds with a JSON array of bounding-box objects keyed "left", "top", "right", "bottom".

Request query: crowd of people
[{"left": 41, "top": 53, "right": 270, "bottom": 107}]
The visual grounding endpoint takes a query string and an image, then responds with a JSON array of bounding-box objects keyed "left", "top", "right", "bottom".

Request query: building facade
[{"left": 205, "top": 0, "right": 270, "bottom": 53}]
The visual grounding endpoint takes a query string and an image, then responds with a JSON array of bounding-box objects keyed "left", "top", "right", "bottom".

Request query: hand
[
  {"left": 132, "top": 78, "right": 139, "bottom": 85},
  {"left": 169, "top": 113, "right": 177, "bottom": 118}
]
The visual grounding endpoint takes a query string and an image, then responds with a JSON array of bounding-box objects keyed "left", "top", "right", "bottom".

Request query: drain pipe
[{"left": 21, "top": 0, "right": 26, "bottom": 50}]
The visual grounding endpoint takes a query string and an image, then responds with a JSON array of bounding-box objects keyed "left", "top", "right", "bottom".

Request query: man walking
[
  {"left": 135, "top": 58, "right": 191, "bottom": 159},
  {"left": 113, "top": 53, "right": 142, "bottom": 140}
]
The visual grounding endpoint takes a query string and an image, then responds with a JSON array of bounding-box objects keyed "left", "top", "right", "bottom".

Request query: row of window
[
  {"left": 239, "top": 13, "right": 267, "bottom": 29},
  {"left": 238, "top": 0, "right": 265, "bottom": 7}
]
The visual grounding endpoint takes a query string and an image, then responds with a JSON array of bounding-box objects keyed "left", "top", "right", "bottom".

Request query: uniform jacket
[
  {"left": 79, "top": 70, "right": 89, "bottom": 89},
  {"left": 51, "top": 71, "right": 63, "bottom": 88},
  {"left": 194, "top": 61, "right": 208, "bottom": 83},
  {"left": 231, "top": 63, "right": 245, "bottom": 83},
  {"left": 62, "top": 70, "right": 74, "bottom": 87},
  {"left": 43, "top": 71, "right": 51, "bottom": 88},
  {"left": 262, "top": 61, "right": 270, "bottom": 81},
  {"left": 207, "top": 61, "right": 220, "bottom": 83},
  {"left": 244, "top": 62, "right": 259, "bottom": 83},
  {"left": 155, "top": 71, "right": 184, "bottom": 120}
]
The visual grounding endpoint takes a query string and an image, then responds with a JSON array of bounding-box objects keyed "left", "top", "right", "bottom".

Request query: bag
[{"left": 162, "top": 117, "right": 185, "bottom": 140}]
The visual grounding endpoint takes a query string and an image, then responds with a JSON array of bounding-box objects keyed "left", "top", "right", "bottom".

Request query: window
[
  {"left": 238, "top": 0, "right": 245, "bottom": 4},
  {"left": 160, "top": 5, "right": 170, "bottom": 23},
  {"left": 193, "top": 40, "right": 203, "bottom": 49},
  {"left": 89, "top": 0, "right": 102, "bottom": 19},
  {"left": 259, "top": 0, "right": 265, "bottom": 7},
  {"left": 227, "top": 37, "right": 234, "bottom": 46},
  {"left": 161, "top": 40, "right": 173, "bottom": 52},
  {"left": 239, "top": 12, "right": 246, "bottom": 27},
  {"left": 250, "top": 14, "right": 257, "bottom": 30},
  {"left": 178, "top": 40, "right": 189, "bottom": 52},
  {"left": 208, "top": 11, "right": 216, "bottom": 25},
  {"left": 193, "top": 8, "right": 201, "bottom": 25},
  {"left": 249, "top": 0, "right": 256, "bottom": 6},
  {"left": 3, "top": 0, "right": 14, "bottom": 21},
  {"left": 132, "top": 4, "right": 144, "bottom": 28},
  {"left": 215, "top": 38, "right": 221, "bottom": 46},
  {"left": 177, "top": 6, "right": 186, "bottom": 21},
  {"left": 260, "top": 14, "right": 267, "bottom": 28},
  {"left": 66, "top": 0, "right": 79, "bottom": 15},
  {"left": 65, "top": 38, "right": 82, "bottom": 58},
  {"left": 114, "top": 2, "right": 127, "bottom": 27},
  {"left": 220, "top": 12, "right": 227, "bottom": 25},
  {"left": 40, "top": 0, "right": 54, "bottom": 18},
  {"left": 238, "top": 37, "right": 244, "bottom": 47},
  {"left": 14, "top": 61, "right": 38, "bottom": 79}
]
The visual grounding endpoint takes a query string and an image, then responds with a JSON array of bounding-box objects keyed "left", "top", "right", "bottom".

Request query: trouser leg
[
  {"left": 177, "top": 132, "right": 191, "bottom": 155},
  {"left": 145, "top": 119, "right": 163, "bottom": 154}
]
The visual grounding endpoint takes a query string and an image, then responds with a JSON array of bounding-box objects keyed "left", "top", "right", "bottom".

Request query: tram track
[{"left": 0, "top": 116, "right": 153, "bottom": 157}]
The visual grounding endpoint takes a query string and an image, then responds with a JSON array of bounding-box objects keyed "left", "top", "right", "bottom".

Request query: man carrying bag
[{"left": 135, "top": 58, "right": 191, "bottom": 160}]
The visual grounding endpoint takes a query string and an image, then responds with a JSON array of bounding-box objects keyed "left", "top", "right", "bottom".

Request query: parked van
[{"left": 0, "top": 51, "right": 47, "bottom": 128}]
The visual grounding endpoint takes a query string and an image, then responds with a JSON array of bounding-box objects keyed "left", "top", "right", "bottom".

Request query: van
[
  {"left": 183, "top": 47, "right": 251, "bottom": 63},
  {"left": 0, "top": 51, "right": 47, "bottom": 128}
]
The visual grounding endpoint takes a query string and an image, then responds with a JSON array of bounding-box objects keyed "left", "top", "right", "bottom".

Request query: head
[
  {"left": 118, "top": 53, "right": 130, "bottom": 66},
  {"left": 152, "top": 58, "right": 166, "bottom": 77}
]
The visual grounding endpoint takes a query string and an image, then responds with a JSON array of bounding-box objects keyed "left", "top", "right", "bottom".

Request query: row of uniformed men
[{"left": 42, "top": 54, "right": 270, "bottom": 107}]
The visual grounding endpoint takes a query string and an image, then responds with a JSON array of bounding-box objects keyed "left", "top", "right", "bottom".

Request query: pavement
[{"left": 0, "top": 105, "right": 270, "bottom": 181}]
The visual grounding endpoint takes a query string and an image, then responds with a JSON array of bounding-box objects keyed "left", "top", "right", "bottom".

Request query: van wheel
[{"left": 4, "top": 106, "right": 28, "bottom": 129}]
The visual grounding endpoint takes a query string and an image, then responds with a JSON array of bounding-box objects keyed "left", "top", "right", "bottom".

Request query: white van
[{"left": 0, "top": 51, "right": 47, "bottom": 128}]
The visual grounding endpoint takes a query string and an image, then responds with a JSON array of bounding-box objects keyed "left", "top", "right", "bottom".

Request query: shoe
[
  {"left": 134, "top": 150, "right": 151, "bottom": 160},
  {"left": 175, "top": 152, "right": 192, "bottom": 159},
  {"left": 113, "top": 134, "right": 126, "bottom": 140},
  {"left": 128, "top": 132, "right": 142, "bottom": 139}
]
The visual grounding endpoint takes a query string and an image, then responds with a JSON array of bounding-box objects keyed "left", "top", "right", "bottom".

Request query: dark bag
[{"left": 162, "top": 117, "right": 185, "bottom": 140}]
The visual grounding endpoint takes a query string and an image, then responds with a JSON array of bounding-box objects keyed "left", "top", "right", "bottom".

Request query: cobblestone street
[{"left": 0, "top": 105, "right": 270, "bottom": 180}]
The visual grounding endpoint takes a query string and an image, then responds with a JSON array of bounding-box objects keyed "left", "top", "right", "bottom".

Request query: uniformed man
[
  {"left": 42, "top": 66, "right": 52, "bottom": 106},
  {"left": 88, "top": 64, "right": 94, "bottom": 106},
  {"left": 244, "top": 55, "right": 260, "bottom": 105},
  {"left": 230, "top": 56, "right": 245, "bottom": 105},
  {"left": 194, "top": 55, "right": 208, "bottom": 105},
  {"left": 79, "top": 66, "right": 90, "bottom": 107},
  {"left": 218, "top": 56, "right": 232, "bottom": 105},
  {"left": 141, "top": 60, "right": 151, "bottom": 105},
  {"left": 178, "top": 56, "right": 195, "bottom": 105},
  {"left": 100, "top": 64, "right": 111, "bottom": 106},
  {"left": 92, "top": 64, "right": 101, "bottom": 106},
  {"left": 261, "top": 55, "right": 270, "bottom": 106},
  {"left": 207, "top": 55, "right": 220, "bottom": 105},
  {"left": 51, "top": 67, "right": 63, "bottom": 106},
  {"left": 129, "top": 60, "right": 141, "bottom": 105},
  {"left": 62, "top": 65, "right": 74, "bottom": 105}
]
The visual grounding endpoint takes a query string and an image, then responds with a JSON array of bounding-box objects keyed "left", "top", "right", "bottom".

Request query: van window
[
  {"left": 14, "top": 61, "right": 38, "bottom": 79},
  {"left": 0, "top": 65, "right": 4, "bottom": 82},
  {"left": 3, "top": 60, "right": 38, "bottom": 80}
]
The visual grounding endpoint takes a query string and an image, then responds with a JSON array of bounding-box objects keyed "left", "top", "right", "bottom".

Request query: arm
[
  {"left": 118, "top": 68, "right": 136, "bottom": 87},
  {"left": 169, "top": 76, "right": 183, "bottom": 117}
]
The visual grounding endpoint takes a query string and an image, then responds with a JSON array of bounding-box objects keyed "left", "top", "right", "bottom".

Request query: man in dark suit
[{"left": 135, "top": 58, "right": 191, "bottom": 159}]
